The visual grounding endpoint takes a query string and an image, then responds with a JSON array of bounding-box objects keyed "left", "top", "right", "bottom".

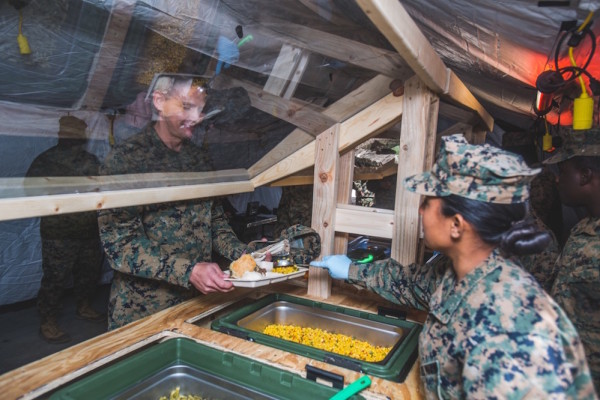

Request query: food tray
[
  {"left": 225, "top": 267, "right": 308, "bottom": 287},
  {"left": 211, "top": 293, "right": 421, "bottom": 382},
  {"left": 50, "top": 337, "right": 365, "bottom": 400}
]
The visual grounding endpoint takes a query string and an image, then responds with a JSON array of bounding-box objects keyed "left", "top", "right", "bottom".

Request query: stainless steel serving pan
[
  {"left": 211, "top": 293, "right": 421, "bottom": 382},
  {"left": 237, "top": 300, "right": 405, "bottom": 348}
]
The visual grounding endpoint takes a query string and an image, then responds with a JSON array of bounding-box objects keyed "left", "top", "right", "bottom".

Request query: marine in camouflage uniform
[
  {"left": 274, "top": 185, "right": 313, "bottom": 236},
  {"left": 517, "top": 211, "right": 560, "bottom": 292},
  {"left": 99, "top": 76, "right": 249, "bottom": 330},
  {"left": 366, "top": 174, "right": 397, "bottom": 210},
  {"left": 544, "top": 129, "right": 600, "bottom": 393},
  {"left": 314, "top": 135, "right": 596, "bottom": 398},
  {"left": 26, "top": 116, "right": 104, "bottom": 343}
]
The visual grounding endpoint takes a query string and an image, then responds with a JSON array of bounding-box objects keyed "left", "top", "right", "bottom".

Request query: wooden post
[
  {"left": 308, "top": 124, "right": 340, "bottom": 298},
  {"left": 392, "top": 76, "right": 439, "bottom": 265},
  {"left": 334, "top": 150, "right": 355, "bottom": 254}
]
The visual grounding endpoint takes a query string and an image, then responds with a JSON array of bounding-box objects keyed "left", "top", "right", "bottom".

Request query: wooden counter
[{"left": 0, "top": 281, "right": 426, "bottom": 399}]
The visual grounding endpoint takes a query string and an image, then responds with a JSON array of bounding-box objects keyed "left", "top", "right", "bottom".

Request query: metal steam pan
[
  {"left": 237, "top": 301, "right": 404, "bottom": 349},
  {"left": 50, "top": 337, "right": 365, "bottom": 400},
  {"left": 211, "top": 293, "right": 421, "bottom": 382}
]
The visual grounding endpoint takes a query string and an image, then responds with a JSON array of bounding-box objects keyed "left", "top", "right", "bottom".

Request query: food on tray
[
  {"left": 271, "top": 265, "right": 298, "bottom": 274},
  {"left": 263, "top": 324, "right": 392, "bottom": 362},
  {"left": 230, "top": 254, "right": 258, "bottom": 278},
  {"left": 158, "top": 386, "right": 204, "bottom": 400},
  {"left": 229, "top": 254, "right": 303, "bottom": 281}
]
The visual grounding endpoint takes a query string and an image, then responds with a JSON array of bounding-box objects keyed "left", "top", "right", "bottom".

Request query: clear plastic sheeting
[{"left": 0, "top": 0, "right": 598, "bottom": 306}]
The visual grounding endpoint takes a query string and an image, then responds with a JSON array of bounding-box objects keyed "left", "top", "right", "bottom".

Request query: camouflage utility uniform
[
  {"left": 517, "top": 209, "right": 561, "bottom": 292},
  {"left": 99, "top": 124, "right": 248, "bottom": 330},
  {"left": 274, "top": 185, "right": 313, "bottom": 235},
  {"left": 550, "top": 216, "right": 600, "bottom": 392},
  {"left": 543, "top": 128, "right": 600, "bottom": 392},
  {"left": 337, "top": 135, "right": 595, "bottom": 398},
  {"left": 26, "top": 139, "right": 103, "bottom": 321},
  {"left": 348, "top": 251, "right": 594, "bottom": 398}
]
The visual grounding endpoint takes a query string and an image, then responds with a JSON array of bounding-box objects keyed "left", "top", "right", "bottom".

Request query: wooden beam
[
  {"left": 248, "top": 74, "right": 396, "bottom": 178},
  {"left": 309, "top": 124, "right": 340, "bottom": 299},
  {"left": 392, "top": 76, "right": 439, "bottom": 265},
  {"left": 439, "top": 102, "right": 478, "bottom": 125},
  {"left": 269, "top": 175, "right": 314, "bottom": 187},
  {"left": 258, "top": 23, "right": 410, "bottom": 78},
  {"left": 1, "top": 170, "right": 248, "bottom": 197},
  {"left": 337, "top": 93, "right": 403, "bottom": 153},
  {"left": 213, "top": 75, "right": 335, "bottom": 136},
  {"left": 80, "top": 1, "right": 135, "bottom": 109},
  {"left": 445, "top": 71, "right": 494, "bottom": 131},
  {"left": 335, "top": 204, "right": 394, "bottom": 239},
  {"left": 0, "top": 180, "right": 254, "bottom": 222},
  {"left": 355, "top": 0, "right": 494, "bottom": 131},
  {"left": 334, "top": 150, "right": 355, "bottom": 254},
  {"left": 251, "top": 92, "right": 403, "bottom": 187},
  {"left": 264, "top": 44, "right": 310, "bottom": 99}
]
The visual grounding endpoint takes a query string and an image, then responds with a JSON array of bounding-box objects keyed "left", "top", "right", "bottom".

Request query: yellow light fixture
[{"left": 17, "top": 10, "right": 31, "bottom": 55}]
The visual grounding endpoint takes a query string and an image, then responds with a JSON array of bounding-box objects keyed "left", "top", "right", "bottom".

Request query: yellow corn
[
  {"left": 263, "top": 324, "right": 391, "bottom": 362},
  {"left": 272, "top": 266, "right": 298, "bottom": 274}
]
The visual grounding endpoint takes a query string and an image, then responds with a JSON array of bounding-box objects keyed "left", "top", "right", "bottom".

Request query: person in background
[
  {"left": 366, "top": 174, "right": 397, "bottom": 210},
  {"left": 274, "top": 184, "right": 313, "bottom": 236},
  {"left": 543, "top": 128, "right": 600, "bottom": 393},
  {"left": 311, "top": 134, "right": 596, "bottom": 398},
  {"left": 501, "top": 130, "right": 562, "bottom": 291},
  {"left": 98, "top": 74, "right": 250, "bottom": 330},
  {"left": 26, "top": 116, "right": 105, "bottom": 344}
]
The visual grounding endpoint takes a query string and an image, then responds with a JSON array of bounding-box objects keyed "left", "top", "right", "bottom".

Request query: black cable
[{"left": 554, "top": 27, "right": 596, "bottom": 78}]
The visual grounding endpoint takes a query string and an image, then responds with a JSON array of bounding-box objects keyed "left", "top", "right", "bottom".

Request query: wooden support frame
[
  {"left": 392, "top": 76, "right": 439, "bottom": 265},
  {"left": 213, "top": 75, "right": 335, "bottom": 136},
  {"left": 333, "top": 151, "right": 355, "bottom": 254},
  {"left": 248, "top": 74, "right": 395, "bottom": 178},
  {"left": 80, "top": 1, "right": 135, "bottom": 109},
  {"left": 308, "top": 124, "right": 340, "bottom": 298},
  {"left": 356, "top": 0, "right": 494, "bottom": 131},
  {"left": 0, "top": 170, "right": 252, "bottom": 222},
  {"left": 251, "top": 92, "right": 403, "bottom": 187}
]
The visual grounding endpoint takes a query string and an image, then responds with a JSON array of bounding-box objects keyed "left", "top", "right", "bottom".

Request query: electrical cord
[{"left": 537, "top": 12, "right": 596, "bottom": 95}]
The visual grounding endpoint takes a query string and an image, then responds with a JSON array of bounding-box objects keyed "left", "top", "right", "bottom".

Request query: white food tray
[{"left": 225, "top": 267, "right": 308, "bottom": 288}]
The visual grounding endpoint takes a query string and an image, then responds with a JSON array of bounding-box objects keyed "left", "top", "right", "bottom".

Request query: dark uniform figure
[
  {"left": 26, "top": 116, "right": 105, "bottom": 344},
  {"left": 274, "top": 185, "right": 313, "bottom": 235},
  {"left": 99, "top": 75, "right": 249, "bottom": 330},
  {"left": 544, "top": 129, "right": 600, "bottom": 393}
]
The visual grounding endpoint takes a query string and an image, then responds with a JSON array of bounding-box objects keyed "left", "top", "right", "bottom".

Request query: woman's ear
[{"left": 450, "top": 214, "right": 465, "bottom": 239}]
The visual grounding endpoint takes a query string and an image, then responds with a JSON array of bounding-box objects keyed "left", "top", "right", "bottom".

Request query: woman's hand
[{"left": 310, "top": 255, "right": 351, "bottom": 279}]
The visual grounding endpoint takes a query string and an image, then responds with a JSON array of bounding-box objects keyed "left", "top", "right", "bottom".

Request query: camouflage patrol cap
[
  {"left": 403, "top": 134, "right": 541, "bottom": 204},
  {"left": 543, "top": 128, "right": 600, "bottom": 164}
]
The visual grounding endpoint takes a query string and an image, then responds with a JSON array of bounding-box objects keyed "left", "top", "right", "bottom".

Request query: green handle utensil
[{"left": 329, "top": 375, "right": 371, "bottom": 400}]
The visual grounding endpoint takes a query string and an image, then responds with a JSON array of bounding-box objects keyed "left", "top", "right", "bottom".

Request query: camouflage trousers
[{"left": 37, "top": 237, "right": 103, "bottom": 319}]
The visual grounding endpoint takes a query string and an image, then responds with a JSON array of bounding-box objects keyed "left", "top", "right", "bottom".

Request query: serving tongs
[{"left": 250, "top": 239, "right": 290, "bottom": 262}]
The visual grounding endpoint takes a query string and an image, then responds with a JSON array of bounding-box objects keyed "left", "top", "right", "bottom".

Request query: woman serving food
[{"left": 311, "top": 134, "right": 596, "bottom": 398}]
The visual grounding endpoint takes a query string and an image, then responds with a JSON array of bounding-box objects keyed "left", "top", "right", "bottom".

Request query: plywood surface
[{"left": 0, "top": 283, "right": 426, "bottom": 400}]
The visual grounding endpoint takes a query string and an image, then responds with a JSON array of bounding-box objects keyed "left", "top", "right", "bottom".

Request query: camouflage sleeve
[
  {"left": 98, "top": 206, "right": 195, "bottom": 288},
  {"left": 347, "top": 255, "right": 448, "bottom": 311},
  {"left": 518, "top": 212, "right": 560, "bottom": 292},
  {"left": 463, "top": 335, "right": 560, "bottom": 398},
  {"left": 211, "top": 201, "right": 249, "bottom": 261},
  {"left": 518, "top": 248, "right": 560, "bottom": 292}
]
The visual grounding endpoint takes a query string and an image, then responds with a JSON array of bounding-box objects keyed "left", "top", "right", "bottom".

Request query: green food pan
[
  {"left": 49, "top": 337, "right": 365, "bottom": 400},
  {"left": 211, "top": 293, "right": 421, "bottom": 382}
]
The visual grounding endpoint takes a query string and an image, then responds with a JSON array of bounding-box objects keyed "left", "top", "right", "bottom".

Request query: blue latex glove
[
  {"left": 215, "top": 35, "right": 239, "bottom": 75},
  {"left": 310, "top": 255, "right": 351, "bottom": 280}
]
